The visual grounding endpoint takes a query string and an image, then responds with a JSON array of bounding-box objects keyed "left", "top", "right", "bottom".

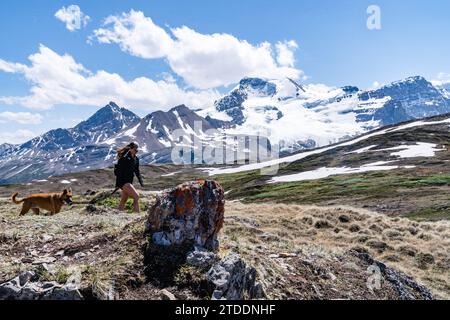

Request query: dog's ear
[
  {"left": 68, "top": 187, "right": 72, "bottom": 193},
  {"left": 62, "top": 189, "right": 68, "bottom": 195}
]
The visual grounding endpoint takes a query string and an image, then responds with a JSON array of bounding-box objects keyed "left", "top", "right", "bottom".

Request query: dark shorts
[{"left": 116, "top": 178, "right": 133, "bottom": 190}]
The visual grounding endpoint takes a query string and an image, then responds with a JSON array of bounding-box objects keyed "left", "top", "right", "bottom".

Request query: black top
[{"left": 115, "top": 152, "right": 144, "bottom": 189}]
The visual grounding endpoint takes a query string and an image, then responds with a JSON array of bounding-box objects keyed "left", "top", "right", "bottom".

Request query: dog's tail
[{"left": 11, "top": 192, "right": 24, "bottom": 204}]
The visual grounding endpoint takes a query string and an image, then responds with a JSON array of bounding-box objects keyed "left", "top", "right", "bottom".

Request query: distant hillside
[{"left": 203, "top": 113, "right": 450, "bottom": 221}]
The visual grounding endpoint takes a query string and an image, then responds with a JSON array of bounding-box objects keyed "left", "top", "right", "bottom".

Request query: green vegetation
[
  {"left": 217, "top": 169, "right": 450, "bottom": 203},
  {"left": 214, "top": 169, "right": 450, "bottom": 221},
  {"left": 406, "top": 207, "right": 450, "bottom": 221},
  {"left": 97, "top": 196, "right": 147, "bottom": 213},
  {"left": 37, "top": 265, "right": 71, "bottom": 284}
]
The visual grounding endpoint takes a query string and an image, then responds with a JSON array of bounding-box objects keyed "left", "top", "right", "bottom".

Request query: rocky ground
[{"left": 1, "top": 185, "right": 448, "bottom": 299}]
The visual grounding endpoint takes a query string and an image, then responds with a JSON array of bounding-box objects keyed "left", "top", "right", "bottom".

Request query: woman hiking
[{"left": 115, "top": 142, "right": 144, "bottom": 213}]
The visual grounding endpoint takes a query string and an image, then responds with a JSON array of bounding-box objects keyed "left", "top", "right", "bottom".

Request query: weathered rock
[
  {"left": 352, "top": 250, "right": 434, "bottom": 300},
  {"left": 32, "top": 256, "right": 56, "bottom": 265},
  {"left": 146, "top": 180, "right": 225, "bottom": 251},
  {"left": 143, "top": 180, "right": 264, "bottom": 300},
  {"left": 186, "top": 247, "right": 219, "bottom": 269},
  {"left": 206, "top": 253, "right": 265, "bottom": 300},
  {"left": 41, "top": 234, "right": 53, "bottom": 242},
  {"left": 42, "top": 284, "right": 83, "bottom": 300},
  {"left": 0, "top": 271, "right": 83, "bottom": 300},
  {"left": 74, "top": 252, "right": 86, "bottom": 260},
  {"left": 160, "top": 289, "right": 177, "bottom": 300}
]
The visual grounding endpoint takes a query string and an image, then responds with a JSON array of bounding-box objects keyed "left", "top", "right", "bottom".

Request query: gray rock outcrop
[
  {"left": 206, "top": 254, "right": 265, "bottom": 300},
  {"left": 0, "top": 271, "right": 83, "bottom": 300}
]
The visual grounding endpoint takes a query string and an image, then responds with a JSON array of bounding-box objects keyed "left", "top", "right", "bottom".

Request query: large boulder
[{"left": 146, "top": 180, "right": 225, "bottom": 251}]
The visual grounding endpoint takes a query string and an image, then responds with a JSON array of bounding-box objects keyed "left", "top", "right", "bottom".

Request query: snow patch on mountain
[
  {"left": 269, "top": 161, "right": 408, "bottom": 183},
  {"left": 379, "top": 143, "right": 446, "bottom": 159},
  {"left": 268, "top": 142, "right": 444, "bottom": 183}
]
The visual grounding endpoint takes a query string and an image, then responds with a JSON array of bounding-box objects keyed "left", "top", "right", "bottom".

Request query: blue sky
[{"left": 0, "top": 0, "right": 449, "bottom": 144}]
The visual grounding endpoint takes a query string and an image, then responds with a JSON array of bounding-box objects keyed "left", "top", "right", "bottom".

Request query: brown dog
[{"left": 12, "top": 188, "right": 73, "bottom": 216}]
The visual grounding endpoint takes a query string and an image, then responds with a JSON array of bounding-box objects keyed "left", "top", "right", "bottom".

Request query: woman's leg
[
  {"left": 118, "top": 186, "right": 129, "bottom": 211},
  {"left": 122, "top": 183, "right": 140, "bottom": 213}
]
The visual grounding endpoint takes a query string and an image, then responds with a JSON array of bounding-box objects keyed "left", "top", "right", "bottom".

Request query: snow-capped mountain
[
  {"left": 0, "top": 102, "right": 141, "bottom": 184},
  {"left": 0, "top": 103, "right": 222, "bottom": 183},
  {"left": 72, "top": 101, "right": 141, "bottom": 145},
  {"left": 357, "top": 76, "right": 449, "bottom": 122},
  {"left": 102, "top": 104, "right": 218, "bottom": 162},
  {"left": 199, "top": 76, "right": 450, "bottom": 153},
  {"left": 17, "top": 102, "right": 140, "bottom": 154},
  {"left": 1, "top": 75, "right": 450, "bottom": 184}
]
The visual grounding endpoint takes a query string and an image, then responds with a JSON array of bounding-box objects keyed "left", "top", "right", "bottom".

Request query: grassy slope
[
  {"left": 216, "top": 169, "right": 450, "bottom": 221},
  {"left": 214, "top": 122, "right": 450, "bottom": 221}
]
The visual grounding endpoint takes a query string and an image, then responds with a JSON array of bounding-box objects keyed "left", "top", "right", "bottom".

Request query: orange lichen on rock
[
  {"left": 174, "top": 186, "right": 195, "bottom": 217},
  {"left": 146, "top": 180, "right": 225, "bottom": 251}
]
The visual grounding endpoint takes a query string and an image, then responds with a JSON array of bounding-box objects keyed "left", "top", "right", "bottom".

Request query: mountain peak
[
  {"left": 405, "top": 75, "right": 427, "bottom": 82},
  {"left": 387, "top": 76, "right": 430, "bottom": 88},
  {"left": 64, "top": 102, "right": 141, "bottom": 146},
  {"left": 341, "top": 86, "right": 360, "bottom": 94},
  {"left": 239, "top": 77, "right": 267, "bottom": 85},
  {"left": 108, "top": 101, "right": 119, "bottom": 107},
  {"left": 238, "top": 77, "right": 277, "bottom": 96},
  {"left": 171, "top": 104, "right": 187, "bottom": 110},
  {"left": 85, "top": 102, "right": 140, "bottom": 123},
  {"left": 170, "top": 104, "right": 190, "bottom": 114}
]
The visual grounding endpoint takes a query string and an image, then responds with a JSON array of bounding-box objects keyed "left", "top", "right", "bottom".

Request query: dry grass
[
  {"left": 0, "top": 190, "right": 155, "bottom": 298},
  {"left": 221, "top": 201, "right": 450, "bottom": 299}
]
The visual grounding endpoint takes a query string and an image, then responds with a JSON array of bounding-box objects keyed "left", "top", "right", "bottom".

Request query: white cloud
[
  {"left": 0, "top": 45, "right": 220, "bottom": 111},
  {"left": 0, "top": 129, "right": 36, "bottom": 144},
  {"left": 431, "top": 72, "right": 450, "bottom": 86},
  {"left": 91, "top": 10, "right": 173, "bottom": 58},
  {"left": 0, "top": 60, "right": 27, "bottom": 73},
  {"left": 91, "top": 10, "right": 303, "bottom": 89},
  {"left": 55, "top": 5, "right": 90, "bottom": 32},
  {"left": 0, "top": 111, "right": 43, "bottom": 124},
  {"left": 275, "top": 40, "right": 298, "bottom": 67}
]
